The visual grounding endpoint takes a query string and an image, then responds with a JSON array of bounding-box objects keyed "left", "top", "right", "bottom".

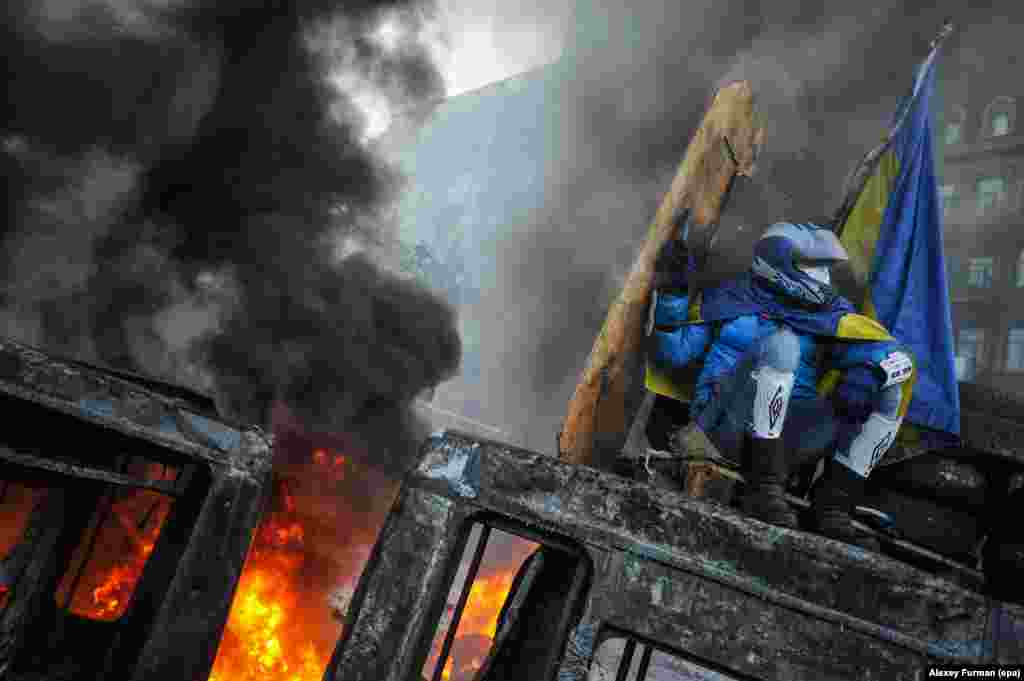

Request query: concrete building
[{"left": 938, "top": 44, "right": 1024, "bottom": 395}]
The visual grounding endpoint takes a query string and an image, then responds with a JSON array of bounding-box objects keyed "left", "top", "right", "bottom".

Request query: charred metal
[
  {"left": 0, "top": 338, "right": 272, "bottom": 681},
  {"left": 329, "top": 430, "right": 1024, "bottom": 681}
]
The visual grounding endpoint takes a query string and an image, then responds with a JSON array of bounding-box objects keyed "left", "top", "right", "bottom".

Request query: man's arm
[{"left": 650, "top": 310, "right": 712, "bottom": 369}]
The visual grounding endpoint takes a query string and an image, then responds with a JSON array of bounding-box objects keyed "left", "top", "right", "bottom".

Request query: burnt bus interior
[
  {"left": 418, "top": 517, "right": 590, "bottom": 681},
  {"left": 0, "top": 340, "right": 271, "bottom": 681},
  {"left": 0, "top": 418, "right": 209, "bottom": 681}
]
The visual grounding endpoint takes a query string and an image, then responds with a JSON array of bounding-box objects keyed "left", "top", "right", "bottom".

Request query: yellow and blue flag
[{"left": 837, "top": 39, "right": 959, "bottom": 441}]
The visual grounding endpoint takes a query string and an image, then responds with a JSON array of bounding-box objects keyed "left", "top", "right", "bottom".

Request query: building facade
[{"left": 938, "top": 46, "right": 1024, "bottom": 395}]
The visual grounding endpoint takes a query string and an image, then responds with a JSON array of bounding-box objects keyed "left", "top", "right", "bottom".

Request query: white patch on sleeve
[{"left": 879, "top": 351, "right": 913, "bottom": 388}]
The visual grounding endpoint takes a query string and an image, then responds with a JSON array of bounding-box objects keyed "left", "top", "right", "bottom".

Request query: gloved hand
[
  {"left": 654, "top": 237, "right": 692, "bottom": 292},
  {"left": 832, "top": 365, "right": 880, "bottom": 422}
]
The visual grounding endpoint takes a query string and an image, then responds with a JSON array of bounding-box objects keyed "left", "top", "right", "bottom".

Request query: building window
[
  {"left": 967, "top": 256, "right": 994, "bottom": 288},
  {"left": 1007, "top": 326, "right": 1024, "bottom": 371},
  {"left": 993, "top": 112, "right": 1011, "bottom": 137},
  {"left": 941, "top": 105, "right": 967, "bottom": 146},
  {"left": 983, "top": 97, "right": 1016, "bottom": 138},
  {"left": 977, "top": 176, "right": 1007, "bottom": 215},
  {"left": 944, "top": 122, "right": 962, "bottom": 145},
  {"left": 1017, "top": 250, "right": 1024, "bottom": 288},
  {"left": 956, "top": 327, "right": 986, "bottom": 381},
  {"left": 939, "top": 184, "right": 960, "bottom": 217}
]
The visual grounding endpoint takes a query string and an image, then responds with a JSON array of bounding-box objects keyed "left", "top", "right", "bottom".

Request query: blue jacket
[{"left": 650, "top": 292, "right": 822, "bottom": 415}]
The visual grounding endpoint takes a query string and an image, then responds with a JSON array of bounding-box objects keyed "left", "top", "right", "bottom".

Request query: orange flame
[
  {"left": 209, "top": 510, "right": 330, "bottom": 681},
  {"left": 209, "top": 444, "right": 367, "bottom": 681},
  {"left": 60, "top": 464, "right": 175, "bottom": 621},
  {"left": 425, "top": 536, "right": 536, "bottom": 681}
]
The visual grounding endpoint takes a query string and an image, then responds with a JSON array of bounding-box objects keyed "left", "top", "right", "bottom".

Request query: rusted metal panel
[
  {"left": 330, "top": 487, "right": 465, "bottom": 681},
  {"left": 592, "top": 553, "right": 930, "bottom": 680},
  {"left": 412, "top": 432, "right": 1022, "bottom": 663},
  {"left": 863, "top": 488, "right": 982, "bottom": 558},
  {"left": 0, "top": 443, "right": 181, "bottom": 496},
  {"left": 959, "top": 406, "right": 1024, "bottom": 466},
  {"left": 0, "top": 339, "right": 268, "bottom": 473},
  {"left": 870, "top": 455, "right": 988, "bottom": 510},
  {"left": 0, "top": 337, "right": 274, "bottom": 680},
  {"left": 130, "top": 467, "right": 268, "bottom": 681}
]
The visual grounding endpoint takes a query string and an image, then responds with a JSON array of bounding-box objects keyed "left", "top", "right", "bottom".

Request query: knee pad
[
  {"left": 751, "top": 365, "right": 795, "bottom": 439},
  {"left": 836, "top": 412, "right": 902, "bottom": 477}
]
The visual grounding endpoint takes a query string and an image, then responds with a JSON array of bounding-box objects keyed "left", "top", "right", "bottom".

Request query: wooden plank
[{"left": 558, "top": 81, "right": 765, "bottom": 466}]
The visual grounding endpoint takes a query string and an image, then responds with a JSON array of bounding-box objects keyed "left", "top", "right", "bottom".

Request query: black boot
[
  {"left": 812, "top": 459, "right": 881, "bottom": 552},
  {"left": 741, "top": 436, "right": 798, "bottom": 529}
]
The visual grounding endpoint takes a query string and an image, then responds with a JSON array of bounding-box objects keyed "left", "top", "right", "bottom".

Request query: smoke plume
[{"left": 2, "top": 0, "right": 460, "bottom": 472}]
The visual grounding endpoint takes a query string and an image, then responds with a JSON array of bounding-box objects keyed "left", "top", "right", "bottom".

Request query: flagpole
[{"left": 832, "top": 20, "right": 954, "bottom": 238}]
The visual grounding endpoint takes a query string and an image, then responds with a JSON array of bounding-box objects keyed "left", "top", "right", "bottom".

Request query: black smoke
[{"left": 2, "top": 0, "right": 459, "bottom": 472}]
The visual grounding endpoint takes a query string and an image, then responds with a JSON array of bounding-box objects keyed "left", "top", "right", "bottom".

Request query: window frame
[
  {"left": 966, "top": 255, "right": 995, "bottom": 288},
  {"left": 419, "top": 513, "right": 590, "bottom": 681},
  {"left": 938, "top": 184, "right": 960, "bottom": 218},
  {"left": 976, "top": 176, "right": 1007, "bottom": 216},
  {"left": 592, "top": 626, "right": 759, "bottom": 681},
  {"left": 1006, "top": 326, "right": 1024, "bottom": 373},
  {"left": 941, "top": 104, "right": 967, "bottom": 146},
  {"left": 0, "top": 430, "right": 208, "bottom": 679},
  {"left": 956, "top": 326, "right": 987, "bottom": 381},
  {"left": 983, "top": 96, "right": 1016, "bottom": 138}
]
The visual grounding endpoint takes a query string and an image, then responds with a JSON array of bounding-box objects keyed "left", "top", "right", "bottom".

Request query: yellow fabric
[
  {"left": 835, "top": 150, "right": 915, "bottom": 422},
  {"left": 687, "top": 290, "right": 704, "bottom": 323},
  {"left": 839, "top": 149, "right": 900, "bottom": 290},
  {"left": 835, "top": 313, "right": 893, "bottom": 342},
  {"left": 645, "top": 361, "right": 693, "bottom": 402}
]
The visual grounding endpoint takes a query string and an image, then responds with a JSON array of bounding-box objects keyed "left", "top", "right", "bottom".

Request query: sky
[{"left": 430, "top": 0, "right": 574, "bottom": 97}]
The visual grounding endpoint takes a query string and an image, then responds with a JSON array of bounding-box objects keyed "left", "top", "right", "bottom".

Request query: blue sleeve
[
  {"left": 653, "top": 291, "right": 692, "bottom": 327},
  {"left": 827, "top": 339, "right": 907, "bottom": 418},
  {"left": 650, "top": 323, "right": 712, "bottom": 370}
]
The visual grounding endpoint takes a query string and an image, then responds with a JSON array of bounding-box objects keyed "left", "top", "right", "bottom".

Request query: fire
[
  {"left": 209, "top": 439, "right": 384, "bottom": 681},
  {"left": 461, "top": 571, "right": 516, "bottom": 639},
  {"left": 58, "top": 464, "right": 176, "bottom": 621},
  {"left": 1, "top": 481, "right": 45, "bottom": 608},
  {"left": 425, "top": 535, "right": 537, "bottom": 681},
  {"left": 80, "top": 501, "right": 163, "bottom": 619},
  {"left": 208, "top": 506, "right": 331, "bottom": 681}
]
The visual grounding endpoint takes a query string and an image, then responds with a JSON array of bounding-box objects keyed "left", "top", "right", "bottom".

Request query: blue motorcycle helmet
[{"left": 751, "top": 222, "right": 849, "bottom": 307}]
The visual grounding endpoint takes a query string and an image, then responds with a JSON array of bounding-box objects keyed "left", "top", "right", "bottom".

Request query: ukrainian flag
[{"left": 837, "top": 36, "right": 960, "bottom": 442}]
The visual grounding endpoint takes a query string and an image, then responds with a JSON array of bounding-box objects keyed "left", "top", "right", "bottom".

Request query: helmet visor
[{"left": 801, "top": 228, "right": 848, "bottom": 264}]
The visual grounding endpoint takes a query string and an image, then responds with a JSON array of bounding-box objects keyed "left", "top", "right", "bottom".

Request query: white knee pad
[
  {"left": 838, "top": 412, "right": 902, "bottom": 477},
  {"left": 750, "top": 366, "right": 795, "bottom": 439}
]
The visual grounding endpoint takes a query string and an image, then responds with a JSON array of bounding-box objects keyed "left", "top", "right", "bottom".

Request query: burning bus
[
  {"left": 0, "top": 336, "right": 272, "bottom": 680},
  {"left": 2, "top": 326, "right": 1024, "bottom": 681}
]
